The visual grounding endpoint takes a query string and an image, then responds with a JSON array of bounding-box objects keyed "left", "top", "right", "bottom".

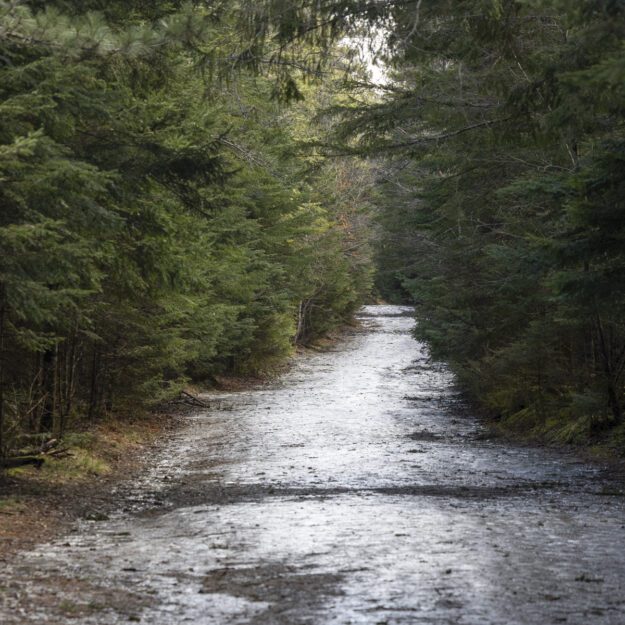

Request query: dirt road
[{"left": 2, "top": 305, "right": 625, "bottom": 624}]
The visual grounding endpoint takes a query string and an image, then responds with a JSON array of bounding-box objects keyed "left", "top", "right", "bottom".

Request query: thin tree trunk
[
  {"left": 0, "top": 282, "right": 6, "bottom": 456},
  {"left": 64, "top": 323, "right": 78, "bottom": 423},
  {"left": 53, "top": 343, "right": 62, "bottom": 437},
  {"left": 88, "top": 346, "right": 99, "bottom": 422},
  {"left": 607, "top": 383, "right": 623, "bottom": 425},
  {"left": 41, "top": 347, "right": 57, "bottom": 434},
  {"left": 294, "top": 300, "right": 305, "bottom": 345},
  {"left": 594, "top": 311, "right": 623, "bottom": 424}
]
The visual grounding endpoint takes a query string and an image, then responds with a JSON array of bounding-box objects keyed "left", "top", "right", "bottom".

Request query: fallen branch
[
  {"left": 44, "top": 447, "right": 72, "bottom": 458},
  {"left": 1, "top": 456, "right": 45, "bottom": 469},
  {"left": 41, "top": 438, "right": 60, "bottom": 453},
  {"left": 176, "top": 391, "right": 211, "bottom": 408}
]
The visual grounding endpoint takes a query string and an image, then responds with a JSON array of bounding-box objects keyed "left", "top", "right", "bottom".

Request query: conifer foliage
[
  {"left": 0, "top": 1, "right": 373, "bottom": 456},
  {"left": 244, "top": 0, "right": 625, "bottom": 443},
  {"left": 3, "top": 0, "right": 623, "bottom": 457},
  {"left": 352, "top": 0, "right": 625, "bottom": 442}
]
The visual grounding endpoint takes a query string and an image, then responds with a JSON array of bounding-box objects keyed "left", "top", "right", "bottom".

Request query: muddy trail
[{"left": 2, "top": 305, "right": 625, "bottom": 625}]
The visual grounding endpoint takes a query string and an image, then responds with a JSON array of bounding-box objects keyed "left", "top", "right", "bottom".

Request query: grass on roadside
[{"left": 5, "top": 415, "right": 167, "bottom": 484}]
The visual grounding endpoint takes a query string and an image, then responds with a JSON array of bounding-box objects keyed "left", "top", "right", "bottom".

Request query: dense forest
[
  {"left": 1, "top": 0, "right": 625, "bottom": 460},
  {"left": 0, "top": 0, "right": 375, "bottom": 457},
  {"left": 359, "top": 0, "right": 625, "bottom": 445}
]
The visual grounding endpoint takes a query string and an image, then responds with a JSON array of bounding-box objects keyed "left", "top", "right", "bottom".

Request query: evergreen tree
[{"left": 0, "top": 0, "right": 374, "bottom": 457}]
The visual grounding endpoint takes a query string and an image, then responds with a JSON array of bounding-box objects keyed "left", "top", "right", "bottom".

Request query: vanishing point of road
[{"left": 2, "top": 306, "right": 625, "bottom": 624}]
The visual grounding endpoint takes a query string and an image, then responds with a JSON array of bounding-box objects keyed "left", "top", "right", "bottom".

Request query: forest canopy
[
  {"left": 0, "top": 0, "right": 375, "bottom": 456},
  {"left": 235, "top": 0, "right": 625, "bottom": 445},
  {"left": 1, "top": 0, "right": 625, "bottom": 458},
  {"left": 348, "top": 0, "right": 625, "bottom": 443}
]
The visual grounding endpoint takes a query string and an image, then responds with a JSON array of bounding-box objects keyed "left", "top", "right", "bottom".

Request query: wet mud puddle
[{"left": 2, "top": 305, "right": 625, "bottom": 624}]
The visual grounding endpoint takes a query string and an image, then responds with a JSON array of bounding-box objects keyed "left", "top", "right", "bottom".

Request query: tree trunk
[
  {"left": 88, "top": 346, "right": 99, "bottom": 422},
  {"left": 0, "top": 282, "right": 6, "bottom": 457},
  {"left": 61, "top": 324, "right": 79, "bottom": 436},
  {"left": 607, "top": 382, "right": 623, "bottom": 425},
  {"left": 294, "top": 300, "right": 305, "bottom": 345},
  {"left": 594, "top": 310, "right": 624, "bottom": 425},
  {"left": 40, "top": 347, "right": 56, "bottom": 434},
  {"left": 52, "top": 344, "right": 62, "bottom": 438}
]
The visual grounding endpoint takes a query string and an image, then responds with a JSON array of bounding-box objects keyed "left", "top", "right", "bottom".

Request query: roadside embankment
[{"left": 0, "top": 412, "right": 182, "bottom": 559}]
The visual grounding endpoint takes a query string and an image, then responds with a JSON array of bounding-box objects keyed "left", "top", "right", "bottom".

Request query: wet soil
[
  {"left": 1, "top": 305, "right": 625, "bottom": 624},
  {"left": 0, "top": 413, "right": 183, "bottom": 558}
]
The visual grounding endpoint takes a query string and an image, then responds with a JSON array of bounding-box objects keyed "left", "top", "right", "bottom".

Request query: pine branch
[
  {"left": 0, "top": 2, "right": 214, "bottom": 60},
  {"left": 383, "top": 117, "right": 513, "bottom": 151}
]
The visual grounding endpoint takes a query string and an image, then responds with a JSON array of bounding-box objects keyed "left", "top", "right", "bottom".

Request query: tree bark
[
  {"left": 88, "top": 345, "right": 99, "bottom": 422},
  {"left": 40, "top": 347, "right": 56, "bottom": 434},
  {"left": 594, "top": 311, "right": 623, "bottom": 424},
  {"left": 0, "top": 282, "right": 6, "bottom": 456}
]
